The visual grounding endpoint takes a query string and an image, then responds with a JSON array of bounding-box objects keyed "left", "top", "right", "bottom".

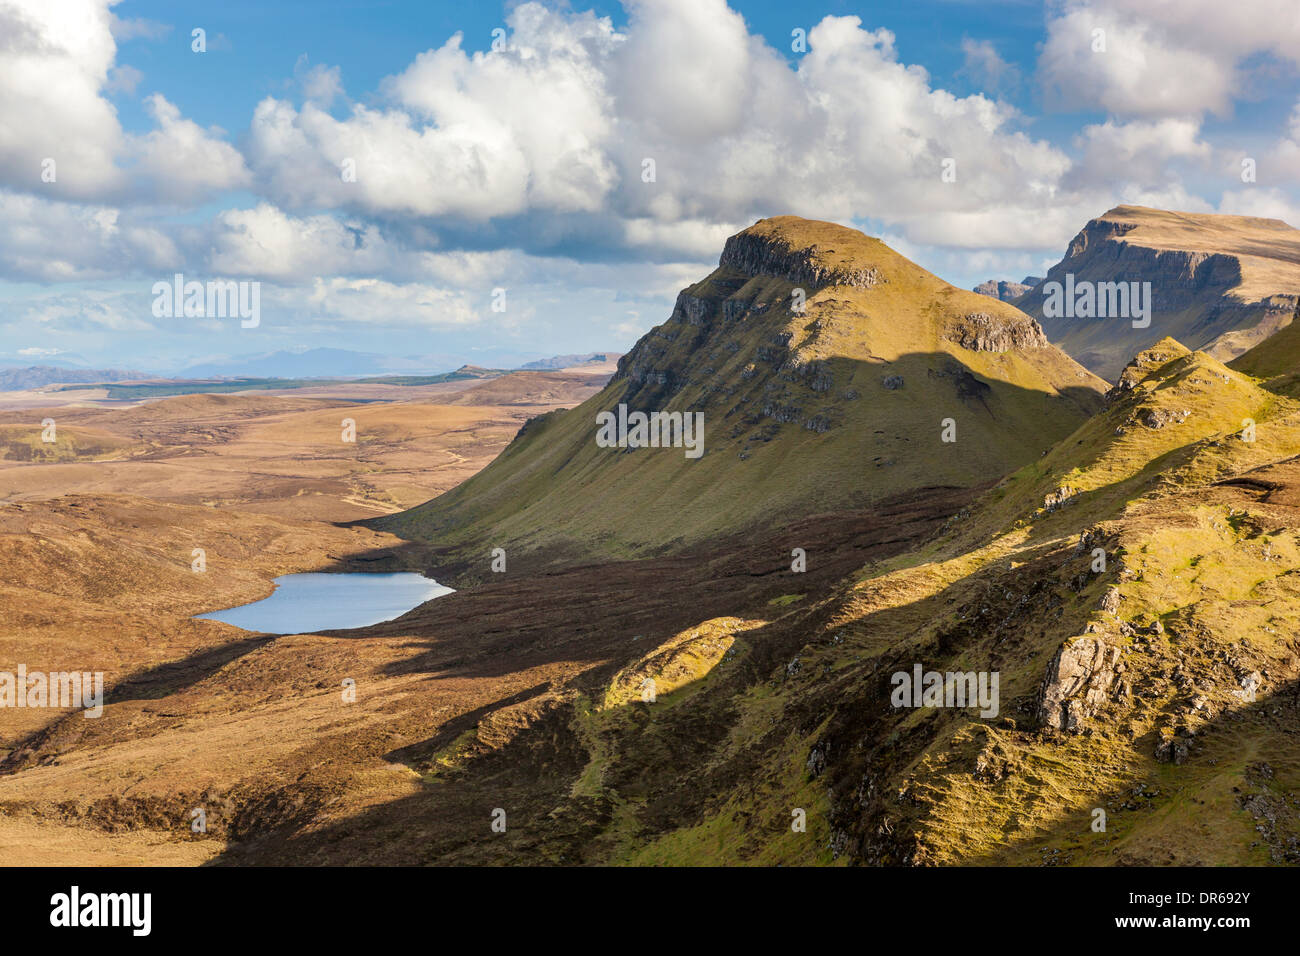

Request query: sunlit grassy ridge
[
  {"left": 566, "top": 334, "right": 1300, "bottom": 865},
  {"left": 402, "top": 331, "right": 1300, "bottom": 865}
]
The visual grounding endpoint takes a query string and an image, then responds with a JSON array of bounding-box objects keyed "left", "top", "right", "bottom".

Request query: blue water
[{"left": 195, "top": 572, "right": 453, "bottom": 633}]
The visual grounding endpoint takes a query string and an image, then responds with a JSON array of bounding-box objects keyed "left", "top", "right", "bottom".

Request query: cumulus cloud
[
  {"left": 131, "top": 95, "right": 250, "bottom": 202},
  {"left": 3, "top": 0, "right": 1300, "bottom": 360},
  {"left": 242, "top": 3, "right": 1083, "bottom": 252},
  {"left": 0, "top": 191, "right": 178, "bottom": 282},
  {"left": 1069, "top": 118, "right": 1211, "bottom": 188},
  {"left": 0, "top": 0, "right": 126, "bottom": 199},
  {"left": 247, "top": 5, "right": 621, "bottom": 221},
  {"left": 1218, "top": 187, "right": 1300, "bottom": 227},
  {"left": 22, "top": 289, "right": 154, "bottom": 333},
  {"left": 294, "top": 55, "right": 343, "bottom": 107},
  {"left": 0, "top": 0, "right": 248, "bottom": 204},
  {"left": 1264, "top": 99, "right": 1300, "bottom": 184},
  {"left": 959, "top": 38, "right": 1020, "bottom": 92},
  {"left": 108, "top": 13, "right": 170, "bottom": 42},
  {"left": 1039, "top": 0, "right": 1300, "bottom": 118},
  {"left": 304, "top": 277, "right": 481, "bottom": 328}
]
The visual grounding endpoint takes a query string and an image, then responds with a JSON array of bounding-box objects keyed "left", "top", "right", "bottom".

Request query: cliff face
[
  {"left": 378, "top": 216, "right": 1105, "bottom": 562},
  {"left": 716, "top": 229, "right": 883, "bottom": 290},
  {"left": 1015, "top": 205, "right": 1300, "bottom": 381}
]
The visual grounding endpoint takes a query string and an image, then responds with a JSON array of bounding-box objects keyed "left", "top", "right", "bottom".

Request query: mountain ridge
[{"left": 1014, "top": 205, "right": 1300, "bottom": 379}]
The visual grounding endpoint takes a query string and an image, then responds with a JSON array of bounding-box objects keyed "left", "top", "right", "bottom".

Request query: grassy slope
[
  {"left": 580, "top": 338, "right": 1300, "bottom": 865},
  {"left": 377, "top": 217, "right": 1105, "bottom": 561},
  {"left": 1230, "top": 297, "right": 1300, "bottom": 381}
]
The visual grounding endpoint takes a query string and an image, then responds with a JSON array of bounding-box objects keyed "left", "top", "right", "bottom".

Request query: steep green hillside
[
  {"left": 1230, "top": 297, "right": 1300, "bottom": 382},
  {"left": 376, "top": 217, "right": 1105, "bottom": 561},
  {"left": 577, "top": 338, "right": 1300, "bottom": 865}
]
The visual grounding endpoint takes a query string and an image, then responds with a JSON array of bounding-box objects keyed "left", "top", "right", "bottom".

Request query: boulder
[{"left": 1037, "top": 636, "right": 1123, "bottom": 732}]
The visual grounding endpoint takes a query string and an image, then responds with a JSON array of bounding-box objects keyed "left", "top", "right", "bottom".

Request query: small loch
[{"left": 195, "top": 572, "right": 452, "bottom": 633}]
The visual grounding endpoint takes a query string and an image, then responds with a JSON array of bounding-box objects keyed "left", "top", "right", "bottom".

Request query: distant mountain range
[
  {"left": 175, "top": 347, "right": 550, "bottom": 380},
  {"left": 0, "top": 365, "right": 149, "bottom": 391},
  {"left": 0, "top": 350, "right": 624, "bottom": 391}
]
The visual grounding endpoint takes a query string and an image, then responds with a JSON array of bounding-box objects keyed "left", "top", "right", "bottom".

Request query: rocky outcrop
[
  {"left": 945, "top": 311, "right": 1048, "bottom": 352},
  {"left": 1105, "top": 340, "right": 1190, "bottom": 403},
  {"left": 1037, "top": 636, "right": 1123, "bottom": 732},
  {"left": 719, "top": 229, "right": 882, "bottom": 291}
]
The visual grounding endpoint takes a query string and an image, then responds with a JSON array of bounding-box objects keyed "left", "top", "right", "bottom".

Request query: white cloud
[
  {"left": 106, "top": 63, "right": 143, "bottom": 95},
  {"left": 108, "top": 13, "right": 170, "bottom": 42},
  {"left": 22, "top": 289, "right": 154, "bottom": 332},
  {"left": 243, "top": 4, "right": 1081, "bottom": 252},
  {"left": 294, "top": 55, "right": 343, "bottom": 107},
  {"left": 131, "top": 95, "right": 250, "bottom": 202},
  {"left": 959, "top": 38, "right": 1020, "bottom": 92},
  {"left": 1218, "top": 187, "right": 1300, "bottom": 227},
  {"left": 2, "top": 0, "right": 1300, "bottom": 360},
  {"left": 0, "top": 191, "right": 179, "bottom": 281},
  {"left": 1070, "top": 118, "right": 1211, "bottom": 187},
  {"left": 303, "top": 277, "right": 481, "bottom": 328},
  {"left": 1040, "top": 0, "right": 1300, "bottom": 118},
  {"left": 0, "top": 0, "right": 249, "bottom": 204},
  {"left": 0, "top": 0, "right": 126, "bottom": 199},
  {"left": 1264, "top": 99, "right": 1300, "bottom": 184},
  {"left": 248, "top": 6, "right": 622, "bottom": 220}
]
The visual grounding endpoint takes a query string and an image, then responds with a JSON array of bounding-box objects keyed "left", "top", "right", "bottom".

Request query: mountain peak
[
  {"left": 379, "top": 217, "right": 1105, "bottom": 559},
  {"left": 718, "top": 216, "right": 889, "bottom": 290}
]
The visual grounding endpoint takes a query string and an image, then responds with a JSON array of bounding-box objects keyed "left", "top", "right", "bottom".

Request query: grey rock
[{"left": 1037, "top": 637, "right": 1123, "bottom": 732}]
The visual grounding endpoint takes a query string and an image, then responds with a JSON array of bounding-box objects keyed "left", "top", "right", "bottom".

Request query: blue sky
[{"left": 1, "top": 0, "right": 1297, "bottom": 373}]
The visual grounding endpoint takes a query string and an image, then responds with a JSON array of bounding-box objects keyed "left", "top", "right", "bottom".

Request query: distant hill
[
  {"left": 1014, "top": 205, "right": 1300, "bottom": 380},
  {"left": 0, "top": 365, "right": 149, "bottom": 391},
  {"left": 74, "top": 365, "right": 506, "bottom": 401},
  {"left": 974, "top": 276, "right": 1041, "bottom": 302},
  {"left": 376, "top": 216, "right": 1105, "bottom": 561},
  {"left": 518, "top": 353, "right": 617, "bottom": 370}
]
